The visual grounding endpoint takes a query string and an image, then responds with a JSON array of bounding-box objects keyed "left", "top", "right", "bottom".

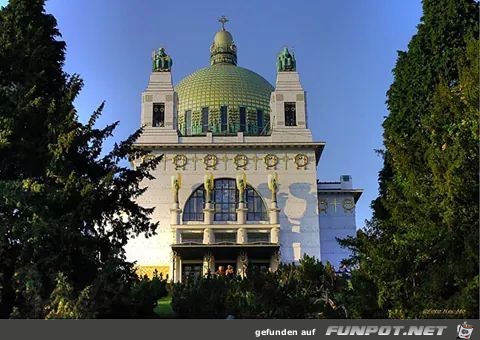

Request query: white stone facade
[{"left": 318, "top": 176, "right": 363, "bottom": 266}]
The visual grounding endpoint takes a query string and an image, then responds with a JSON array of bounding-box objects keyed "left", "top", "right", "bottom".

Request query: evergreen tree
[
  {"left": 340, "top": 0, "right": 479, "bottom": 318},
  {"left": 0, "top": 0, "right": 165, "bottom": 318}
]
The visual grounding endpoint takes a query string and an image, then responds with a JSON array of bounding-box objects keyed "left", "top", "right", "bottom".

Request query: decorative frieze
[
  {"left": 318, "top": 197, "right": 356, "bottom": 214},
  {"left": 165, "top": 152, "right": 311, "bottom": 172}
]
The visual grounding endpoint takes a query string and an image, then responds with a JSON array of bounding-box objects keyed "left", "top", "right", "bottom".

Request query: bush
[
  {"left": 171, "top": 255, "right": 347, "bottom": 319},
  {"left": 43, "top": 269, "right": 168, "bottom": 319}
]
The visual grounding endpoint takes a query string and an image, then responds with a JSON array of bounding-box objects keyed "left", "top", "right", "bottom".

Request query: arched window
[{"left": 182, "top": 178, "right": 268, "bottom": 222}]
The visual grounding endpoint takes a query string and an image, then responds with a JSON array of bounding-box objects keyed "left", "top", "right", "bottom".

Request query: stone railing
[{"left": 171, "top": 224, "right": 280, "bottom": 245}]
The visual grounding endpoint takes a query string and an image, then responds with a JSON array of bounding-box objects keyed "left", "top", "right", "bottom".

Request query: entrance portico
[{"left": 171, "top": 243, "right": 280, "bottom": 282}]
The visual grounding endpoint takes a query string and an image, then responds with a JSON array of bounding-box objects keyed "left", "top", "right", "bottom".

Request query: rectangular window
[
  {"left": 256, "top": 109, "right": 264, "bottom": 134},
  {"left": 220, "top": 106, "right": 228, "bottom": 132},
  {"left": 202, "top": 107, "right": 209, "bottom": 133},
  {"left": 247, "top": 232, "right": 270, "bottom": 244},
  {"left": 152, "top": 103, "right": 165, "bottom": 127},
  {"left": 185, "top": 110, "right": 192, "bottom": 135},
  {"left": 180, "top": 232, "right": 203, "bottom": 244},
  {"left": 239, "top": 106, "right": 246, "bottom": 132},
  {"left": 214, "top": 232, "right": 236, "bottom": 244},
  {"left": 284, "top": 102, "right": 296, "bottom": 126}
]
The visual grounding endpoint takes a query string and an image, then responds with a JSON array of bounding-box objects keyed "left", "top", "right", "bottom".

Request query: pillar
[
  {"left": 270, "top": 227, "right": 280, "bottom": 244},
  {"left": 203, "top": 202, "right": 214, "bottom": 225},
  {"left": 236, "top": 202, "right": 248, "bottom": 224},
  {"left": 269, "top": 202, "right": 280, "bottom": 224},
  {"left": 172, "top": 228, "right": 180, "bottom": 244},
  {"left": 171, "top": 252, "right": 181, "bottom": 283},
  {"left": 203, "top": 228, "right": 214, "bottom": 244},
  {"left": 237, "top": 227, "right": 247, "bottom": 244},
  {"left": 170, "top": 202, "right": 182, "bottom": 225}
]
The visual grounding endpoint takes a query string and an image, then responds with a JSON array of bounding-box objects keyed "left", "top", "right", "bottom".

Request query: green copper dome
[{"left": 175, "top": 26, "right": 274, "bottom": 136}]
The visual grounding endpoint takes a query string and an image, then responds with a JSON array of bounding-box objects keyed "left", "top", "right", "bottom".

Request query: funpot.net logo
[{"left": 325, "top": 325, "right": 447, "bottom": 336}]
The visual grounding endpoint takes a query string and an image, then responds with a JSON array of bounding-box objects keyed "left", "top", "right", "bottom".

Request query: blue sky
[{"left": 42, "top": 0, "right": 422, "bottom": 228}]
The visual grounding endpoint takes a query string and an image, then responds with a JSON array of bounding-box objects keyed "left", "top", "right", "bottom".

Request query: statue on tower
[
  {"left": 152, "top": 47, "right": 173, "bottom": 72},
  {"left": 276, "top": 47, "right": 296, "bottom": 72}
]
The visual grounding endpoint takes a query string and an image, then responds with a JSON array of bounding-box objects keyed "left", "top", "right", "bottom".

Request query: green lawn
[{"left": 154, "top": 295, "right": 176, "bottom": 318}]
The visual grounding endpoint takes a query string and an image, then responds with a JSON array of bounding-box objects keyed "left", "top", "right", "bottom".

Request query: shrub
[{"left": 171, "top": 255, "right": 347, "bottom": 318}]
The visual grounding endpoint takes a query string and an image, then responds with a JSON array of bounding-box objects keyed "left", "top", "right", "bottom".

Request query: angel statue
[
  {"left": 171, "top": 173, "right": 182, "bottom": 204},
  {"left": 268, "top": 172, "right": 279, "bottom": 203},
  {"left": 204, "top": 172, "right": 215, "bottom": 204},
  {"left": 236, "top": 172, "right": 247, "bottom": 203}
]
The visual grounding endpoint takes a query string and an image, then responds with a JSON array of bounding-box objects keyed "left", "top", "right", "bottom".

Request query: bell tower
[
  {"left": 270, "top": 48, "right": 312, "bottom": 143},
  {"left": 139, "top": 47, "right": 178, "bottom": 143}
]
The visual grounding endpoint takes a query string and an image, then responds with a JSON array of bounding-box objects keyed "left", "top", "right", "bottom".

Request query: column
[
  {"left": 170, "top": 202, "right": 182, "bottom": 225},
  {"left": 172, "top": 228, "right": 180, "bottom": 244},
  {"left": 236, "top": 202, "right": 248, "bottom": 224},
  {"left": 268, "top": 172, "right": 280, "bottom": 224},
  {"left": 270, "top": 226, "right": 280, "bottom": 244},
  {"left": 203, "top": 228, "right": 214, "bottom": 244},
  {"left": 171, "top": 251, "right": 181, "bottom": 283},
  {"left": 204, "top": 173, "right": 214, "bottom": 224},
  {"left": 269, "top": 202, "right": 280, "bottom": 224},
  {"left": 237, "top": 227, "right": 247, "bottom": 244},
  {"left": 203, "top": 202, "right": 214, "bottom": 224}
]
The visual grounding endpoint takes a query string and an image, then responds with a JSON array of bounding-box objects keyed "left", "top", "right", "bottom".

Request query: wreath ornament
[
  {"left": 264, "top": 154, "right": 279, "bottom": 169},
  {"left": 203, "top": 154, "right": 218, "bottom": 170},
  {"left": 343, "top": 198, "right": 355, "bottom": 212},
  {"left": 234, "top": 154, "right": 248, "bottom": 170},
  {"left": 173, "top": 154, "right": 187, "bottom": 170},
  {"left": 294, "top": 154, "right": 308, "bottom": 169}
]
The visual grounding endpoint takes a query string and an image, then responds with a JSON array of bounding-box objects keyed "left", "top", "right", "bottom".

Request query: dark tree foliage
[
  {"left": 0, "top": 0, "right": 166, "bottom": 318},
  {"left": 171, "top": 255, "right": 347, "bottom": 319},
  {"left": 340, "top": 0, "right": 479, "bottom": 318}
]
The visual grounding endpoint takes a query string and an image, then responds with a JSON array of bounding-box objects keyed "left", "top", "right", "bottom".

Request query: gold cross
[
  {"left": 253, "top": 154, "right": 259, "bottom": 170},
  {"left": 222, "top": 154, "right": 229, "bottom": 170},
  {"left": 331, "top": 197, "right": 339, "bottom": 212},
  {"left": 282, "top": 153, "right": 289, "bottom": 170},
  {"left": 218, "top": 16, "right": 229, "bottom": 30},
  {"left": 193, "top": 154, "right": 198, "bottom": 171}
]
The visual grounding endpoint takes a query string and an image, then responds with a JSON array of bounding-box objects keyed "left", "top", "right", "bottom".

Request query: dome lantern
[{"left": 210, "top": 16, "right": 237, "bottom": 66}]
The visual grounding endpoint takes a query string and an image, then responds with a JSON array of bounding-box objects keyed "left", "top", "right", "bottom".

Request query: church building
[{"left": 126, "top": 17, "right": 362, "bottom": 281}]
